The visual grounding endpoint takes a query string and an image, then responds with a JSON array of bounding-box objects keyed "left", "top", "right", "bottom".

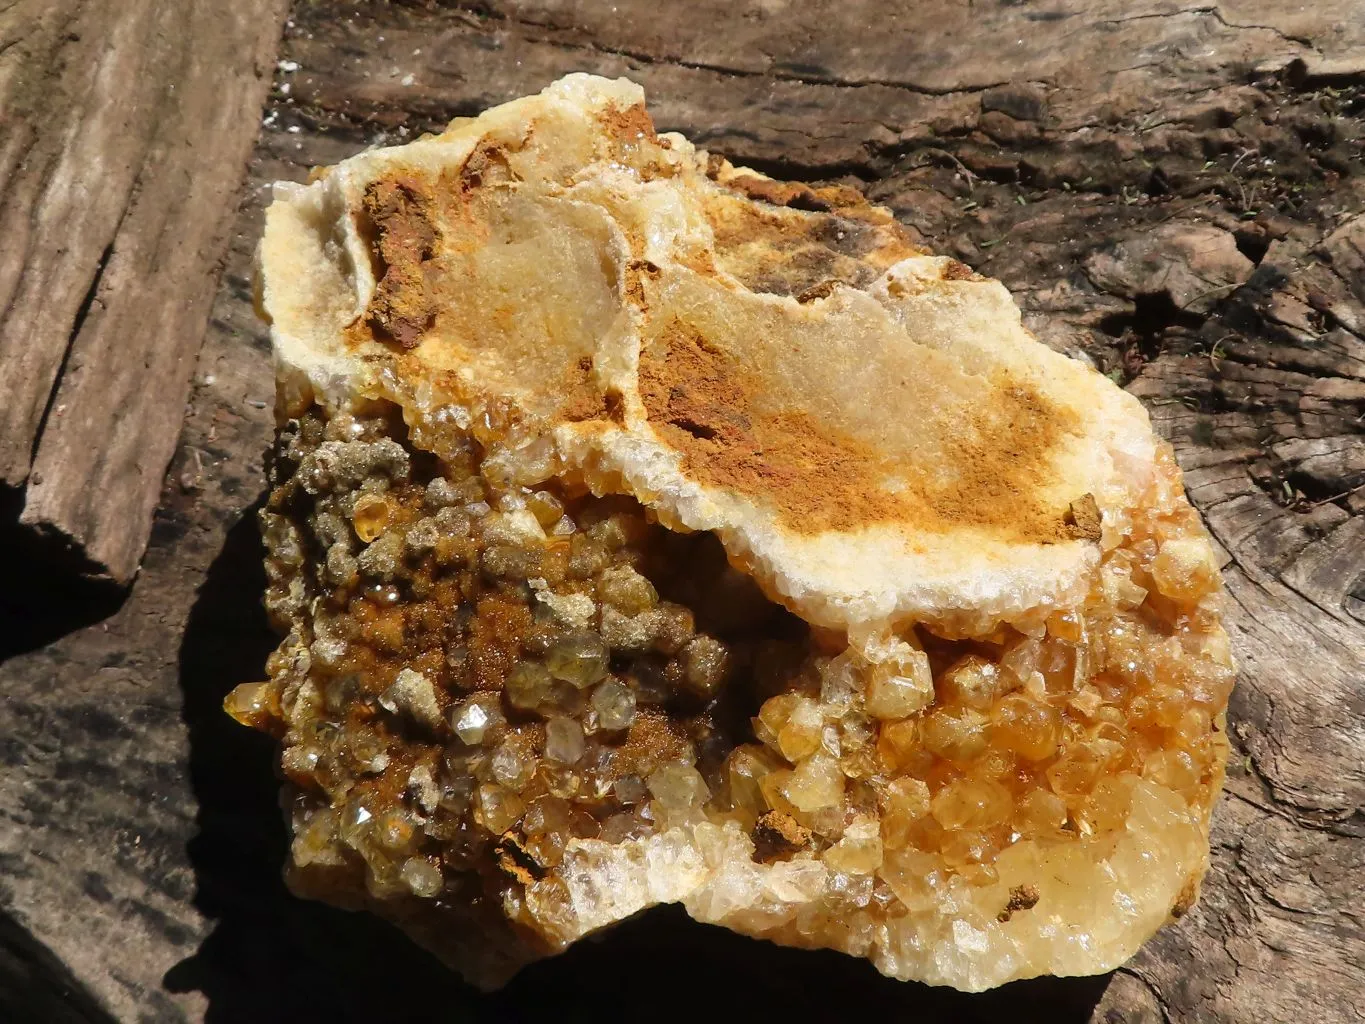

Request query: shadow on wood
[
  {"left": 0, "top": 486, "right": 127, "bottom": 663},
  {"left": 165, "top": 508, "right": 1111, "bottom": 1023},
  {"left": 0, "top": 910, "right": 112, "bottom": 1024}
]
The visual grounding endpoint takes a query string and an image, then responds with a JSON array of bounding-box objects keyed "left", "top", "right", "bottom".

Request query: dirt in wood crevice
[{"left": 1097, "top": 293, "right": 1210, "bottom": 382}]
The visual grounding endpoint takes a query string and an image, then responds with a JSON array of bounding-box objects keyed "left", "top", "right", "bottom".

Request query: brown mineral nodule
[
  {"left": 997, "top": 884, "right": 1042, "bottom": 923},
  {"left": 236, "top": 74, "right": 1235, "bottom": 992},
  {"left": 752, "top": 811, "right": 814, "bottom": 863}
]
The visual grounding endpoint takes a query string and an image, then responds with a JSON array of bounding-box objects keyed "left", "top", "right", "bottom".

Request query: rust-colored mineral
[{"left": 232, "top": 74, "right": 1234, "bottom": 990}]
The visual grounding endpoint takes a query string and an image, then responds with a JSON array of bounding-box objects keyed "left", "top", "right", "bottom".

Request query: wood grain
[
  {"left": 0, "top": 1, "right": 1361, "bottom": 1020},
  {"left": 0, "top": 0, "right": 288, "bottom": 582}
]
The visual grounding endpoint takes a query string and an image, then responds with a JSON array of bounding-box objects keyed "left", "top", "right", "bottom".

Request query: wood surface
[
  {"left": 0, "top": 0, "right": 289, "bottom": 582},
  {"left": 1, "top": 1, "right": 1363, "bottom": 1021}
]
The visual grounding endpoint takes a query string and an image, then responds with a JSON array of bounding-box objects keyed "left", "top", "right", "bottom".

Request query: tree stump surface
[{"left": 1, "top": 2, "right": 1361, "bottom": 1021}]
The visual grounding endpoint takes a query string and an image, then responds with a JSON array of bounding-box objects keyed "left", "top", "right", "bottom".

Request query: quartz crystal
[{"left": 232, "top": 74, "right": 1234, "bottom": 991}]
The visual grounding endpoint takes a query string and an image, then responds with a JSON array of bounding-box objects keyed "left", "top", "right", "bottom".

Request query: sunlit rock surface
[{"left": 232, "top": 74, "right": 1233, "bottom": 991}]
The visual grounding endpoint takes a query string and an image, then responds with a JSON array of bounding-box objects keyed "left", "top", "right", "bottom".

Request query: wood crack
[
  {"left": 449, "top": 2, "right": 1012, "bottom": 97},
  {"left": 1096, "top": 4, "right": 1320, "bottom": 53},
  {"left": 27, "top": 240, "right": 112, "bottom": 477},
  {"left": 1115, "top": 967, "right": 1175, "bottom": 1024}
]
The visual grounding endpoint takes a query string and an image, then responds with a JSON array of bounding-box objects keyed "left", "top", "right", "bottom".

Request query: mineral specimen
[{"left": 232, "top": 74, "right": 1234, "bottom": 991}]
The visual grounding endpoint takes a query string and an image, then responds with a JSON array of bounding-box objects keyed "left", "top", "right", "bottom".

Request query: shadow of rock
[
  {"left": 166, "top": 508, "right": 1112, "bottom": 1023},
  {"left": 492, "top": 907, "right": 1114, "bottom": 1024}
]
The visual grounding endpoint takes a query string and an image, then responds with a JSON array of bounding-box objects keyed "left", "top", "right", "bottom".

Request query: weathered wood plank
[
  {"left": 0, "top": 0, "right": 165, "bottom": 484},
  {"left": 0, "top": 0, "right": 289, "bottom": 582}
]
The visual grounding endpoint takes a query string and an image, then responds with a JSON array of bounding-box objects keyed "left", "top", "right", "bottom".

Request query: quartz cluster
[{"left": 233, "top": 74, "right": 1234, "bottom": 990}]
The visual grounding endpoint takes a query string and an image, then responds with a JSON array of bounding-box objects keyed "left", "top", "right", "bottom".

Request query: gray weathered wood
[{"left": 0, "top": 0, "right": 289, "bottom": 582}]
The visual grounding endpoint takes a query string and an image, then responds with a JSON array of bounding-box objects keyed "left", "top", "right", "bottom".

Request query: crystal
[
  {"left": 823, "top": 815, "right": 884, "bottom": 875},
  {"left": 727, "top": 746, "right": 775, "bottom": 818},
  {"left": 879, "top": 776, "right": 932, "bottom": 848},
  {"left": 379, "top": 668, "right": 443, "bottom": 731},
  {"left": 681, "top": 635, "right": 729, "bottom": 696},
  {"left": 357, "top": 531, "right": 404, "bottom": 581},
  {"left": 1079, "top": 773, "right": 1137, "bottom": 835},
  {"left": 523, "top": 796, "right": 572, "bottom": 835},
  {"left": 600, "top": 606, "right": 658, "bottom": 652},
  {"left": 991, "top": 694, "right": 1061, "bottom": 761},
  {"left": 777, "top": 697, "right": 823, "bottom": 762},
  {"left": 1015, "top": 786, "right": 1068, "bottom": 837},
  {"left": 526, "top": 490, "right": 565, "bottom": 528},
  {"left": 223, "top": 680, "right": 281, "bottom": 729},
  {"left": 545, "top": 633, "right": 609, "bottom": 688},
  {"left": 1150, "top": 536, "right": 1220, "bottom": 600},
  {"left": 652, "top": 602, "right": 696, "bottom": 655},
  {"left": 401, "top": 856, "right": 445, "bottom": 897},
  {"left": 783, "top": 753, "right": 845, "bottom": 812},
  {"left": 407, "top": 762, "right": 441, "bottom": 815},
  {"left": 646, "top": 763, "right": 709, "bottom": 816},
  {"left": 597, "top": 564, "right": 658, "bottom": 614},
  {"left": 1046, "top": 746, "right": 1106, "bottom": 800},
  {"left": 404, "top": 516, "right": 440, "bottom": 555},
  {"left": 864, "top": 656, "right": 934, "bottom": 719},
  {"left": 931, "top": 779, "right": 1013, "bottom": 831},
  {"left": 544, "top": 717, "right": 586, "bottom": 764},
  {"left": 920, "top": 705, "right": 990, "bottom": 762},
  {"left": 613, "top": 774, "right": 648, "bottom": 805},
  {"left": 243, "top": 74, "right": 1235, "bottom": 995},
  {"left": 937, "top": 655, "right": 1003, "bottom": 710},
  {"left": 1143, "top": 749, "right": 1201, "bottom": 792},
  {"left": 505, "top": 661, "right": 553, "bottom": 710},
  {"left": 477, "top": 784, "right": 525, "bottom": 835},
  {"left": 589, "top": 679, "right": 636, "bottom": 731},
  {"left": 452, "top": 694, "right": 505, "bottom": 746},
  {"left": 490, "top": 737, "right": 539, "bottom": 792},
  {"left": 425, "top": 476, "right": 463, "bottom": 509},
  {"left": 351, "top": 493, "right": 394, "bottom": 543},
  {"left": 372, "top": 807, "right": 421, "bottom": 855}
]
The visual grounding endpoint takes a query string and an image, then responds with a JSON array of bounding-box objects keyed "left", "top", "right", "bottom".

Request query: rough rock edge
[{"left": 257, "top": 73, "right": 1165, "bottom": 638}]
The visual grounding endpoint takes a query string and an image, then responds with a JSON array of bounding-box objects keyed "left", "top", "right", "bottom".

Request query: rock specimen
[{"left": 231, "top": 74, "right": 1234, "bottom": 991}]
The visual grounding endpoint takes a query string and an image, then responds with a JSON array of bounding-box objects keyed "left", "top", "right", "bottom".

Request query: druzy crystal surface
[{"left": 232, "top": 75, "right": 1234, "bottom": 990}]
